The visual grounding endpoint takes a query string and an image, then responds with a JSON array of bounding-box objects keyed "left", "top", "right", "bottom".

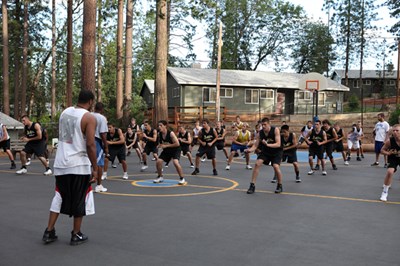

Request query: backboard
[{"left": 298, "top": 72, "right": 328, "bottom": 92}]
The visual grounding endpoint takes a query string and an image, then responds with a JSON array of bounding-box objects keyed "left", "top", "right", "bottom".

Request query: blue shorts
[
  {"left": 96, "top": 139, "right": 105, "bottom": 167},
  {"left": 231, "top": 143, "right": 247, "bottom": 153},
  {"left": 374, "top": 141, "right": 384, "bottom": 154}
]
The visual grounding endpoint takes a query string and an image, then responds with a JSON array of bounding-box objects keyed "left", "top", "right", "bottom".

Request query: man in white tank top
[{"left": 42, "top": 89, "right": 97, "bottom": 246}]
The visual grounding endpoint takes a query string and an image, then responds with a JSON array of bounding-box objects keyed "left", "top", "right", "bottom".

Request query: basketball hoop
[{"left": 299, "top": 73, "right": 328, "bottom": 92}]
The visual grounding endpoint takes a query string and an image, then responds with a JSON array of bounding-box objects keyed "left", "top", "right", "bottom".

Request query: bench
[{"left": 10, "top": 139, "right": 26, "bottom": 159}]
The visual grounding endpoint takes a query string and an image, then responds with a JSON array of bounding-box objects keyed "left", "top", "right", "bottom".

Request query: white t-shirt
[
  {"left": 92, "top": 112, "right": 108, "bottom": 139},
  {"left": 374, "top": 121, "right": 390, "bottom": 142}
]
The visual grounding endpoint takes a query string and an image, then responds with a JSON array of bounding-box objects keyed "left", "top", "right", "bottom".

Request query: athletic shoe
[
  {"left": 26, "top": 159, "right": 31, "bottom": 166},
  {"left": 247, "top": 183, "right": 255, "bottom": 194},
  {"left": 165, "top": 163, "right": 169, "bottom": 168},
  {"left": 225, "top": 165, "right": 230, "bottom": 170},
  {"left": 42, "top": 228, "right": 58, "bottom": 244},
  {"left": 213, "top": 169, "right": 218, "bottom": 175},
  {"left": 151, "top": 157, "right": 156, "bottom": 161},
  {"left": 307, "top": 170, "right": 314, "bottom": 175},
  {"left": 70, "top": 231, "right": 88, "bottom": 246},
  {"left": 191, "top": 168, "right": 199, "bottom": 175},
  {"left": 141, "top": 165, "right": 148, "bottom": 172},
  {"left": 178, "top": 178, "right": 186, "bottom": 185},
  {"left": 153, "top": 176, "right": 164, "bottom": 183},
  {"left": 101, "top": 172, "right": 107, "bottom": 180},
  {"left": 44, "top": 169, "right": 52, "bottom": 176},
  {"left": 246, "top": 165, "right": 252, "bottom": 170},
  {"left": 357, "top": 157, "right": 361, "bottom": 161},
  {"left": 201, "top": 157, "right": 206, "bottom": 162},
  {"left": 271, "top": 176, "right": 277, "bottom": 183},
  {"left": 313, "top": 165, "right": 320, "bottom": 171},
  {"left": 361, "top": 154, "right": 364, "bottom": 158},
  {"left": 295, "top": 176, "right": 301, "bottom": 183},
  {"left": 322, "top": 171, "right": 327, "bottom": 176},
  {"left": 122, "top": 173, "right": 129, "bottom": 180},
  {"left": 275, "top": 183, "right": 283, "bottom": 194},
  {"left": 384, "top": 163, "right": 388, "bottom": 168},
  {"left": 371, "top": 162, "right": 379, "bottom": 166},
  {"left": 95, "top": 185, "right": 108, "bottom": 193},
  {"left": 16, "top": 168, "right": 27, "bottom": 175},
  {"left": 380, "top": 191, "right": 388, "bottom": 202},
  {"left": 190, "top": 164, "right": 195, "bottom": 168},
  {"left": 112, "top": 164, "right": 117, "bottom": 168},
  {"left": 10, "top": 162, "right": 16, "bottom": 169},
  {"left": 347, "top": 156, "right": 351, "bottom": 161},
  {"left": 344, "top": 161, "right": 349, "bottom": 165},
  {"left": 332, "top": 164, "right": 338, "bottom": 170}
]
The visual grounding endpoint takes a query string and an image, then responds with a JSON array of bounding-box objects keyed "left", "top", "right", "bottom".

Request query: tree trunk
[
  {"left": 66, "top": 0, "right": 73, "bottom": 107},
  {"left": 344, "top": 0, "right": 351, "bottom": 87},
  {"left": 116, "top": 0, "right": 124, "bottom": 119},
  {"left": 123, "top": 0, "right": 133, "bottom": 123},
  {"left": 21, "top": 0, "right": 28, "bottom": 115},
  {"left": 51, "top": 0, "right": 56, "bottom": 120},
  {"left": 13, "top": 0, "right": 21, "bottom": 119},
  {"left": 154, "top": 0, "right": 168, "bottom": 125},
  {"left": 2, "top": 0, "right": 10, "bottom": 115},
  {"left": 96, "top": 0, "right": 103, "bottom": 102},
  {"left": 81, "top": 0, "right": 97, "bottom": 93}
]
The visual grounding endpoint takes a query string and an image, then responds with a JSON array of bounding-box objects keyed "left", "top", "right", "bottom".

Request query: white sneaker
[
  {"left": 153, "top": 176, "right": 164, "bottom": 183},
  {"left": 151, "top": 158, "right": 156, "bottom": 161},
  {"left": 344, "top": 161, "right": 349, "bottom": 165},
  {"left": 225, "top": 165, "right": 230, "bottom": 170},
  {"left": 190, "top": 164, "right": 195, "bottom": 168},
  {"left": 380, "top": 191, "right": 388, "bottom": 202},
  {"left": 112, "top": 164, "right": 117, "bottom": 168},
  {"left": 141, "top": 165, "right": 148, "bottom": 172},
  {"left": 178, "top": 178, "right": 186, "bottom": 185},
  {"left": 322, "top": 171, "right": 327, "bottom": 176},
  {"left": 246, "top": 165, "right": 253, "bottom": 170},
  {"left": 122, "top": 173, "right": 129, "bottom": 180},
  {"left": 26, "top": 159, "right": 31, "bottom": 166},
  {"left": 201, "top": 157, "right": 206, "bottom": 162},
  {"left": 95, "top": 185, "right": 108, "bottom": 193},
  {"left": 101, "top": 172, "right": 107, "bottom": 180},
  {"left": 44, "top": 169, "right": 52, "bottom": 176},
  {"left": 16, "top": 168, "right": 27, "bottom": 174},
  {"left": 307, "top": 170, "right": 314, "bottom": 175}
]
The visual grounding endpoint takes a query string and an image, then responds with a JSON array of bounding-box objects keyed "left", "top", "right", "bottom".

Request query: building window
[
  {"left": 203, "top": 87, "right": 216, "bottom": 103},
  {"left": 245, "top": 89, "right": 259, "bottom": 104},
  {"left": 260, "top": 89, "right": 274, "bottom": 99},
  {"left": 318, "top": 92, "right": 326, "bottom": 106},
  {"left": 172, "top": 87, "right": 180, "bottom": 98},
  {"left": 363, "top": 79, "right": 371, "bottom": 85},
  {"left": 386, "top": 80, "right": 395, "bottom": 86},
  {"left": 298, "top": 90, "right": 312, "bottom": 101},
  {"left": 220, "top": 88, "right": 233, "bottom": 98},
  {"left": 354, "top": 80, "right": 359, "bottom": 88}
]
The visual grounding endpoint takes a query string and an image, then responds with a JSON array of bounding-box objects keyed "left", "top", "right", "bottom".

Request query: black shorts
[
  {"left": 108, "top": 146, "right": 126, "bottom": 162},
  {"left": 0, "top": 139, "right": 11, "bottom": 152},
  {"left": 282, "top": 151, "right": 297, "bottom": 163},
  {"left": 196, "top": 144, "right": 216, "bottom": 159},
  {"left": 324, "top": 143, "right": 334, "bottom": 157},
  {"left": 159, "top": 148, "right": 181, "bottom": 163},
  {"left": 191, "top": 138, "right": 199, "bottom": 146},
  {"left": 258, "top": 151, "right": 283, "bottom": 166},
  {"left": 333, "top": 141, "right": 344, "bottom": 152},
  {"left": 55, "top": 174, "right": 91, "bottom": 217},
  {"left": 387, "top": 156, "right": 400, "bottom": 172},
  {"left": 181, "top": 144, "right": 190, "bottom": 155},
  {"left": 215, "top": 141, "right": 225, "bottom": 150},
  {"left": 309, "top": 145, "right": 324, "bottom": 160},
  {"left": 24, "top": 140, "right": 46, "bottom": 157},
  {"left": 143, "top": 143, "right": 158, "bottom": 155}
]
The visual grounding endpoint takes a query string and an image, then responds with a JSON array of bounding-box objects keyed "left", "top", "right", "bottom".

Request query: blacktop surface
[{"left": 1, "top": 149, "right": 399, "bottom": 266}]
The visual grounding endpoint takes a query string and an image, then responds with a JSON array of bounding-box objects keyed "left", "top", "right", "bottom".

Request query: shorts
[
  {"left": 258, "top": 151, "right": 283, "bottom": 166},
  {"left": 387, "top": 156, "right": 400, "bottom": 171},
  {"left": 181, "top": 144, "right": 190, "bottom": 155},
  {"left": 23, "top": 141, "right": 46, "bottom": 157},
  {"left": 50, "top": 174, "right": 94, "bottom": 217},
  {"left": 0, "top": 139, "right": 11, "bottom": 152},
  {"left": 333, "top": 141, "right": 344, "bottom": 152},
  {"left": 108, "top": 146, "right": 126, "bottom": 162},
  {"left": 375, "top": 141, "right": 384, "bottom": 154},
  {"left": 196, "top": 144, "right": 216, "bottom": 159},
  {"left": 348, "top": 140, "right": 360, "bottom": 150},
  {"left": 127, "top": 141, "right": 140, "bottom": 149},
  {"left": 159, "top": 148, "right": 181, "bottom": 163},
  {"left": 324, "top": 143, "right": 334, "bottom": 157},
  {"left": 215, "top": 141, "right": 225, "bottom": 150},
  {"left": 95, "top": 139, "right": 105, "bottom": 167},
  {"left": 143, "top": 144, "right": 158, "bottom": 155},
  {"left": 191, "top": 138, "right": 199, "bottom": 146},
  {"left": 231, "top": 143, "right": 247, "bottom": 153},
  {"left": 309, "top": 145, "right": 324, "bottom": 160},
  {"left": 282, "top": 151, "right": 297, "bottom": 163}
]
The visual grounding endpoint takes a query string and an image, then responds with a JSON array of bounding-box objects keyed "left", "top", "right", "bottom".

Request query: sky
[{"left": 191, "top": 0, "right": 398, "bottom": 71}]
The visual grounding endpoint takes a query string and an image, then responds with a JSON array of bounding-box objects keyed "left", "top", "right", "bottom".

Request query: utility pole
[
  {"left": 396, "top": 38, "right": 400, "bottom": 106},
  {"left": 216, "top": 21, "right": 222, "bottom": 122}
]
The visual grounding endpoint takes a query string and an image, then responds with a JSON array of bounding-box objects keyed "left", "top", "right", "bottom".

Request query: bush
[
  {"left": 388, "top": 106, "right": 400, "bottom": 125},
  {"left": 348, "top": 94, "right": 360, "bottom": 112}
]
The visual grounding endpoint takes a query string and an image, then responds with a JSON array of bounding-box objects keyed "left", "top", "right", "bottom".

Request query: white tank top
[{"left": 54, "top": 107, "right": 91, "bottom": 175}]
